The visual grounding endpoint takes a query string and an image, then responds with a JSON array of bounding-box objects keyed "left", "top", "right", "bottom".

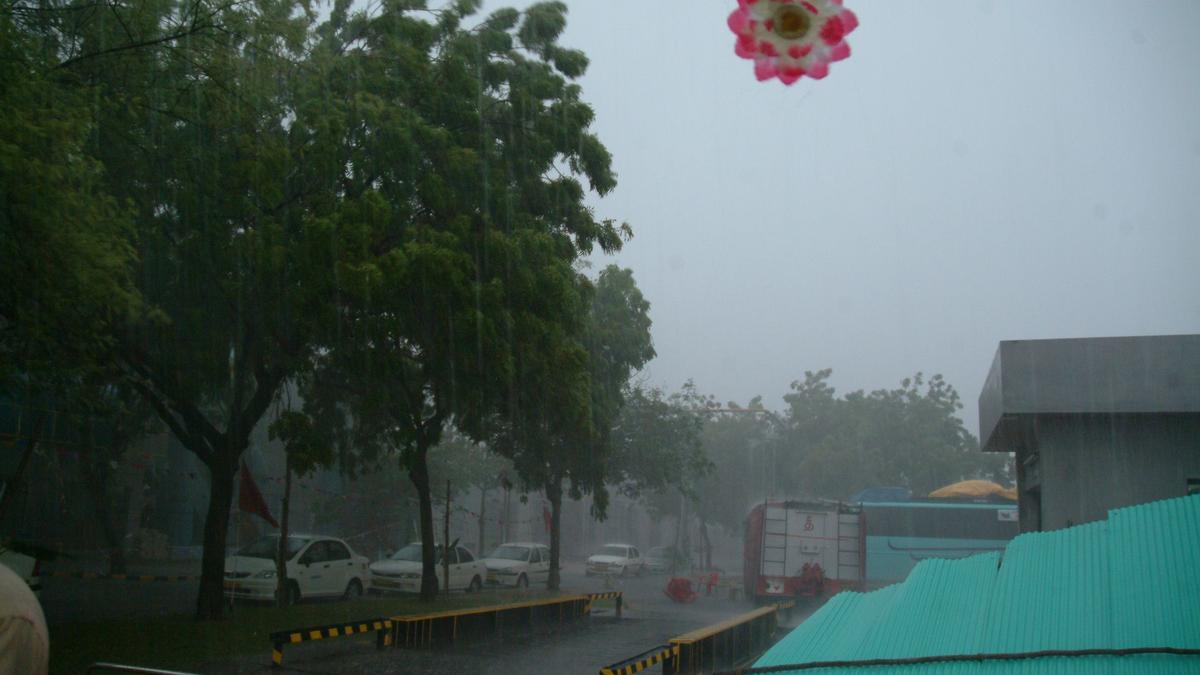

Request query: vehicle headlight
[
  {"left": 254, "top": 570, "right": 276, "bottom": 579},
  {"left": 401, "top": 572, "right": 421, "bottom": 579}
]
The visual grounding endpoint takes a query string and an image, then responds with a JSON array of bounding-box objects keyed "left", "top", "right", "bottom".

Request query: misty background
[{"left": 480, "top": 0, "right": 1200, "bottom": 434}]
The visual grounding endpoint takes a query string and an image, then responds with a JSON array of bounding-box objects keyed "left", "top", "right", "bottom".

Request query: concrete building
[{"left": 979, "top": 334, "right": 1200, "bottom": 532}]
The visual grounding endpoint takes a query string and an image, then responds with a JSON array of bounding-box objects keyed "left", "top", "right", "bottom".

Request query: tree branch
[
  {"left": 54, "top": 19, "right": 216, "bottom": 70},
  {"left": 125, "top": 376, "right": 212, "bottom": 466},
  {"left": 119, "top": 347, "right": 224, "bottom": 451}
]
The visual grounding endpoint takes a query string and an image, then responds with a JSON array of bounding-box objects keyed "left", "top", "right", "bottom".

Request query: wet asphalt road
[{"left": 208, "top": 566, "right": 780, "bottom": 675}]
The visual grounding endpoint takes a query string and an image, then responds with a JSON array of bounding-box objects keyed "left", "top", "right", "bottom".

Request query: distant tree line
[{"left": 651, "top": 369, "right": 1011, "bottom": 568}]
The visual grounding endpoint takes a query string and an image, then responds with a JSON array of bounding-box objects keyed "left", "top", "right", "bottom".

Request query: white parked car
[
  {"left": 482, "top": 542, "right": 550, "bottom": 588},
  {"left": 224, "top": 534, "right": 369, "bottom": 605},
  {"left": 586, "top": 543, "right": 645, "bottom": 577},
  {"left": 369, "top": 542, "right": 485, "bottom": 594}
]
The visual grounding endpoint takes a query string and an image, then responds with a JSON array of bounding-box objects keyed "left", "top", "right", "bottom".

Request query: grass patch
[{"left": 50, "top": 590, "right": 562, "bottom": 674}]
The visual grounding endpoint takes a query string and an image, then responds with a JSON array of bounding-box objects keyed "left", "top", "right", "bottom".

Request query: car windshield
[
  {"left": 598, "top": 546, "right": 627, "bottom": 557},
  {"left": 488, "top": 545, "right": 530, "bottom": 561},
  {"left": 236, "top": 536, "right": 308, "bottom": 560}
]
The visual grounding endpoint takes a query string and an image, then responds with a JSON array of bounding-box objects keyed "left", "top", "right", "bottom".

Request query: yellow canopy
[{"left": 928, "top": 480, "right": 1017, "bottom": 500}]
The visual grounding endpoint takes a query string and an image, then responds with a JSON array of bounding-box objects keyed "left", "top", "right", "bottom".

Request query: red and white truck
[{"left": 743, "top": 499, "right": 864, "bottom": 603}]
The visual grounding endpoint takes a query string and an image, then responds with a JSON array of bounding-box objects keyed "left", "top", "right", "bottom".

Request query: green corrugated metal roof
[{"left": 753, "top": 494, "right": 1200, "bottom": 674}]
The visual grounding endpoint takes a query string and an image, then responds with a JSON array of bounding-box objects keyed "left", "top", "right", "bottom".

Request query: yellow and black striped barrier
[
  {"left": 586, "top": 591, "right": 624, "bottom": 617},
  {"left": 44, "top": 572, "right": 201, "bottom": 582},
  {"left": 268, "top": 618, "right": 392, "bottom": 667},
  {"left": 599, "top": 644, "right": 679, "bottom": 675}
]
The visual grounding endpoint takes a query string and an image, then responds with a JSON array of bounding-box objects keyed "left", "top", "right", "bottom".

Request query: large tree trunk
[
  {"left": 125, "top": 354, "right": 284, "bottom": 621},
  {"left": 408, "top": 448, "right": 439, "bottom": 602},
  {"left": 546, "top": 479, "right": 562, "bottom": 590},
  {"left": 275, "top": 455, "right": 292, "bottom": 607},
  {"left": 196, "top": 452, "right": 237, "bottom": 620}
]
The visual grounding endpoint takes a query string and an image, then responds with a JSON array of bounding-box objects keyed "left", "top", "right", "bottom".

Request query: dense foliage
[
  {"left": 681, "top": 371, "right": 1010, "bottom": 554},
  {"left": 1, "top": 0, "right": 633, "bottom": 613}
]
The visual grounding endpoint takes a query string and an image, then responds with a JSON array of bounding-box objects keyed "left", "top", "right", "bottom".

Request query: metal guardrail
[
  {"left": 268, "top": 617, "right": 393, "bottom": 667},
  {"left": 600, "top": 602, "right": 791, "bottom": 675},
  {"left": 87, "top": 664, "right": 199, "bottom": 675},
  {"left": 665, "top": 605, "right": 782, "bottom": 674},
  {"left": 390, "top": 594, "right": 599, "bottom": 648}
]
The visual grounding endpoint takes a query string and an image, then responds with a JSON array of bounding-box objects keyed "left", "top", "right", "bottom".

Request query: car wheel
[
  {"left": 343, "top": 579, "right": 363, "bottom": 601},
  {"left": 467, "top": 576, "right": 482, "bottom": 593},
  {"left": 517, "top": 574, "right": 528, "bottom": 589}
]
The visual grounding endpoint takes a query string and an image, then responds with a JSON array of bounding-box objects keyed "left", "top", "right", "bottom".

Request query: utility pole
[
  {"left": 478, "top": 487, "right": 487, "bottom": 556},
  {"left": 443, "top": 479, "right": 451, "bottom": 592},
  {"left": 672, "top": 491, "right": 684, "bottom": 576}
]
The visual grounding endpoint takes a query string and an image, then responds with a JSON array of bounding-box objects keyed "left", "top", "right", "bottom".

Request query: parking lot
[
  {"left": 214, "top": 565, "right": 762, "bottom": 674},
  {"left": 42, "top": 560, "right": 764, "bottom": 674}
]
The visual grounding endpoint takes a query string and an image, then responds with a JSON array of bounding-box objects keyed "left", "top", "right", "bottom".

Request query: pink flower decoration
[{"left": 728, "top": 0, "right": 859, "bottom": 85}]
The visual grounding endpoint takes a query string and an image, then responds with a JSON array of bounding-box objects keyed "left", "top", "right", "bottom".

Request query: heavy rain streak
[{"left": 2, "top": 1, "right": 1198, "bottom": 674}]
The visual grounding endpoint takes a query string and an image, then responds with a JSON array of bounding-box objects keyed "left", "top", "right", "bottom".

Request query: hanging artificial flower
[{"left": 728, "top": 0, "right": 859, "bottom": 85}]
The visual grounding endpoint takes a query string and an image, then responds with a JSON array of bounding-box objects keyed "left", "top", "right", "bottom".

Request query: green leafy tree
[
  {"left": 15, "top": 0, "right": 336, "bottom": 618},
  {"left": 607, "top": 383, "right": 711, "bottom": 500},
  {"left": 611, "top": 382, "right": 714, "bottom": 571},
  {"left": 427, "top": 431, "right": 511, "bottom": 556},
  {"left": 306, "top": 1, "right": 625, "bottom": 600},
  {"left": 0, "top": 10, "right": 139, "bottom": 523},
  {"left": 496, "top": 265, "right": 654, "bottom": 589},
  {"left": 73, "top": 382, "right": 156, "bottom": 575},
  {"left": 267, "top": 404, "right": 338, "bottom": 606},
  {"left": 687, "top": 399, "right": 774, "bottom": 567},
  {"left": 3, "top": 0, "right": 627, "bottom": 613}
]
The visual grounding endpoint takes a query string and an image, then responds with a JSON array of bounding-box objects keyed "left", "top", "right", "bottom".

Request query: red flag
[
  {"left": 239, "top": 461, "right": 279, "bottom": 528},
  {"left": 542, "top": 504, "right": 552, "bottom": 534}
]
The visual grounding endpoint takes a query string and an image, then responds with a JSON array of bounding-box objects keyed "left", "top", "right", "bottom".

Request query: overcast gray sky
[{"left": 480, "top": 0, "right": 1200, "bottom": 435}]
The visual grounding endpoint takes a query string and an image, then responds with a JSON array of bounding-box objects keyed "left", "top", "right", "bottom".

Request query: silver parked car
[
  {"left": 369, "top": 542, "right": 486, "bottom": 593},
  {"left": 585, "top": 543, "right": 645, "bottom": 577},
  {"left": 482, "top": 542, "right": 551, "bottom": 588}
]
